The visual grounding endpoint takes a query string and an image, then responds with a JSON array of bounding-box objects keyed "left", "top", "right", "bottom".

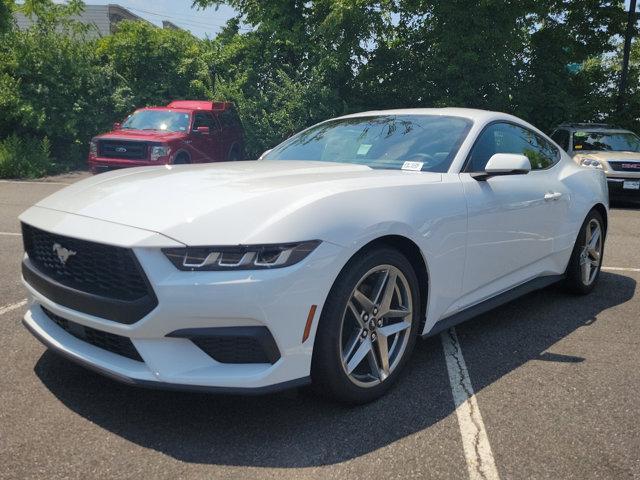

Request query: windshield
[
  {"left": 263, "top": 115, "right": 473, "bottom": 172},
  {"left": 572, "top": 131, "right": 640, "bottom": 152},
  {"left": 121, "top": 110, "right": 191, "bottom": 132}
]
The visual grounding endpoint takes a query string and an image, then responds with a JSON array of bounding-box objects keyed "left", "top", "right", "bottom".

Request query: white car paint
[{"left": 20, "top": 108, "right": 608, "bottom": 392}]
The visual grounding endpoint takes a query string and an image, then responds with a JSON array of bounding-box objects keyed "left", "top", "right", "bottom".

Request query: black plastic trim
[
  {"left": 167, "top": 326, "right": 281, "bottom": 364},
  {"left": 423, "top": 275, "right": 564, "bottom": 337},
  {"left": 22, "top": 258, "right": 157, "bottom": 324},
  {"left": 23, "top": 317, "right": 309, "bottom": 395},
  {"left": 470, "top": 169, "right": 530, "bottom": 181}
]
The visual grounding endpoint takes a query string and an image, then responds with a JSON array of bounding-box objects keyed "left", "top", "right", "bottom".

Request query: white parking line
[
  {"left": 0, "top": 232, "right": 21, "bottom": 237},
  {"left": 602, "top": 266, "right": 640, "bottom": 272},
  {"left": 0, "top": 299, "right": 27, "bottom": 316},
  {"left": 441, "top": 327, "right": 500, "bottom": 480},
  {"left": 0, "top": 179, "right": 70, "bottom": 186}
]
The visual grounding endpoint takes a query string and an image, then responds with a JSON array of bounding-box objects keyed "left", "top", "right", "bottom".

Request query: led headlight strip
[{"left": 162, "top": 240, "right": 321, "bottom": 271}]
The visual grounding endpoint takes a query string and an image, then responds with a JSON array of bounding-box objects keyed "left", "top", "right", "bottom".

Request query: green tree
[
  {"left": 0, "top": 0, "right": 116, "bottom": 173},
  {"left": 0, "top": 0, "right": 14, "bottom": 34},
  {"left": 96, "top": 21, "right": 215, "bottom": 116}
]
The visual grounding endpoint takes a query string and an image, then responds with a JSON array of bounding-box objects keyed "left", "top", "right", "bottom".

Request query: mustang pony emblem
[{"left": 52, "top": 243, "right": 76, "bottom": 265}]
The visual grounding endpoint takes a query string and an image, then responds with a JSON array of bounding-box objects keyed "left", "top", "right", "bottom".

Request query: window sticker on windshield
[
  {"left": 575, "top": 131, "right": 588, "bottom": 137},
  {"left": 357, "top": 144, "right": 372, "bottom": 155},
  {"left": 402, "top": 161, "right": 423, "bottom": 171}
]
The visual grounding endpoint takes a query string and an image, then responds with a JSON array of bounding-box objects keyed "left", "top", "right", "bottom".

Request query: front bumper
[
  {"left": 89, "top": 157, "right": 169, "bottom": 174},
  {"left": 606, "top": 177, "right": 640, "bottom": 200},
  {"left": 21, "top": 216, "right": 346, "bottom": 392}
]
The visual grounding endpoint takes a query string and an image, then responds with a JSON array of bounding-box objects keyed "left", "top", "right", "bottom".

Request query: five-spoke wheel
[
  {"left": 311, "top": 247, "right": 420, "bottom": 403},
  {"left": 340, "top": 265, "right": 413, "bottom": 387},
  {"left": 565, "top": 209, "right": 605, "bottom": 294}
]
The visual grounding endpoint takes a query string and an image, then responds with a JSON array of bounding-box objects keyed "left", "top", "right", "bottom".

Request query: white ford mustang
[{"left": 20, "top": 108, "right": 608, "bottom": 403}]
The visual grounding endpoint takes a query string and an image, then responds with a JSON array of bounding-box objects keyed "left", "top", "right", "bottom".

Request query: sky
[{"left": 59, "top": 0, "right": 240, "bottom": 38}]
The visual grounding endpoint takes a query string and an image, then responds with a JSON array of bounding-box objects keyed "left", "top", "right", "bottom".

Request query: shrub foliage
[{"left": 0, "top": 0, "right": 638, "bottom": 177}]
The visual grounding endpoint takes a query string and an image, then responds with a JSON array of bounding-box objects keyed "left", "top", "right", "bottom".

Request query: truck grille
[
  {"left": 43, "top": 307, "right": 143, "bottom": 362},
  {"left": 98, "top": 140, "right": 148, "bottom": 160},
  {"left": 608, "top": 161, "right": 640, "bottom": 172}
]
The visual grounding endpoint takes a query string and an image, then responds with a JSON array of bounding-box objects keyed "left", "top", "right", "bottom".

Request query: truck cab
[{"left": 88, "top": 101, "right": 245, "bottom": 174}]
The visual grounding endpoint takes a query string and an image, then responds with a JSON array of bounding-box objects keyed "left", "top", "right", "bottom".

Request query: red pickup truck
[{"left": 88, "top": 100, "right": 245, "bottom": 173}]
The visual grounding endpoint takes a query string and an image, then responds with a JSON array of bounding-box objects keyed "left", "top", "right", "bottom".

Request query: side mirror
[
  {"left": 113, "top": 122, "right": 121, "bottom": 130},
  {"left": 258, "top": 148, "right": 272, "bottom": 160},
  {"left": 195, "top": 126, "right": 210, "bottom": 135},
  {"left": 471, "top": 153, "right": 531, "bottom": 181}
]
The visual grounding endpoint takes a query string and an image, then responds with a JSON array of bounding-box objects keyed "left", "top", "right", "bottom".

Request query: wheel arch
[
  {"left": 350, "top": 235, "right": 430, "bottom": 330},
  {"left": 172, "top": 149, "right": 191, "bottom": 164},
  {"left": 591, "top": 202, "right": 608, "bottom": 233}
]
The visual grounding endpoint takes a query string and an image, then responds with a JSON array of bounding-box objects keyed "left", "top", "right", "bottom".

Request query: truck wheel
[
  {"left": 173, "top": 153, "right": 190, "bottom": 165},
  {"left": 228, "top": 147, "right": 240, "bottom": 162}
]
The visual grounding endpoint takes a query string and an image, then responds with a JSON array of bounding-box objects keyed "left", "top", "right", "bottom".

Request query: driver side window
[
  {"left": 466, "top": 123, "right": 559, "bottom": 172},
  {"left": 193, "top": 113, "right": 215, "bottom": 130}
]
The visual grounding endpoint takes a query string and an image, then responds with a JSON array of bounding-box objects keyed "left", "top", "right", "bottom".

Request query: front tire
[
  {"left": 311, "top": 247, "right": 421, "bottom": 404},
  {"left": 173, "top": 153, "right": 190, "bottom": 165},
  {"left": 564, "top": 209, "right": 605, "bottom": 294}
]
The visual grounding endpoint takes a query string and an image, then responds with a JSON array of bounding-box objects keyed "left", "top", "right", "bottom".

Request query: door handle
[{"left": 544, "top": 192, "right": 562, "bottom": 201}]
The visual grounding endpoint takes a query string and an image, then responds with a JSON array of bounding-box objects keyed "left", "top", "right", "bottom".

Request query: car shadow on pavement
[{"left": 34, "top": 271, "right": 636, "bottom": 468}]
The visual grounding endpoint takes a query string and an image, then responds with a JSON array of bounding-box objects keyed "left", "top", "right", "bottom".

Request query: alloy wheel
[
  {"left": 579, "top": 218, "right": 603, "bottom": 286},
  {"left": 339, "top": 265, "right": 413, "bottom": 388}
]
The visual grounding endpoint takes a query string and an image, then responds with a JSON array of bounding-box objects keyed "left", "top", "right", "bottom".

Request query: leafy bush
[
  {"left": 0, "top": 0, "right": 117, "bottom": 175},
  {"left": 0, "top": 134, "right": 51, "bottom": 178}
]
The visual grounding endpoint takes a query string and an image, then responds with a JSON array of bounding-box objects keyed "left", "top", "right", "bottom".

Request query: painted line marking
[
  {"left": 442, "top": 327, "right": 500, "bottom": 480},
  {"left": 602, "top": 266, "right": 640, "bottom": 272},
  {"left": 0, "top": 180, "right": 71, "bottom": 186},
  {"left": 0, "top": 299, "right": 27, "bottom": 316},
  {"left": 0, "top": 232, "right": 21, "bottom": 237}
]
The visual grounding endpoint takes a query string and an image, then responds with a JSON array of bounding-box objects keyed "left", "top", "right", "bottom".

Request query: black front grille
[
  {"left": 608, "top": 161, "right": 640, "bottom": 172},
  {"left": 22, "top": 224, "right": 150, "bottom": 302},
  {"left": 98, "top": 140, "right": 148, "bottom": 160},
  {"left": 43, "top": 307, "right": 143, "bottom": 362},
  {"left": 22, "top": 224, "right": 158, "bottom": 324}
]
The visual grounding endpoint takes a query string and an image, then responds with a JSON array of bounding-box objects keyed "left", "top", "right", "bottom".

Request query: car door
[
  {"left": 457, "top": 121, "right": 569, "bottom": 307},
  {"left": 190, "top": 112, "right": 219, "bottom": 162},
  {"left": 216, "top": 108, "right": 244, "bottom": 160}
]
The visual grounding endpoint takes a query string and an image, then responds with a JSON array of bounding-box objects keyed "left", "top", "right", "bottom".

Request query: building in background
[{"left": 15, "top": 3, "right": 182, "bottom": 37}]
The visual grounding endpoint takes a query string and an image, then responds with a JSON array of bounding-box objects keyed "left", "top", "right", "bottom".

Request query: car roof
[
  {"left": 334, "top": 108, "right": 547, "bottom": 136},
  {"left": 135, "top": 101, "right": 234, "bottom": 113},
  {"left": 337, "top": 107, "right": 503, "bottom": 122}
]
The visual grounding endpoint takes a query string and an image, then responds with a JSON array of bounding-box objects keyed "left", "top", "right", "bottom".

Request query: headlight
[
  {"left": 579, "top": 158, "right": 603, "bottom": 169},
  {"left": 89, "top": 140, "right": 97, "bottom": 157},
  {"left": 163, "top": 240, "right": 321, "bottom": 271},
  {"left": 150, "top": 145, "right": 170, "bottom": 161}
]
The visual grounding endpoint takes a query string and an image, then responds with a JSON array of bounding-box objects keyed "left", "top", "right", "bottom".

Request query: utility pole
[{"left": 617, "top": 0, "right": 638, "bottom": 113}]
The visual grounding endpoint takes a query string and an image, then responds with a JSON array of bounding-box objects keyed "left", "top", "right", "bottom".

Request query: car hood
[
  {"left": 95, "top": 130, "right": 186, "bottom": 142},
  {"left": 33, "top": 161, "right": 442, "bottom": 245},
  {"left": 576, "top": 151, "right": 640, "bottom": 162}
]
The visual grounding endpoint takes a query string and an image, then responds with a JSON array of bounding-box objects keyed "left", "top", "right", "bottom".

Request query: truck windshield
[
  {"left": 263, "top": 115, "right": 473, "bottom": 172},
  {"left": 121, "top": 110, "right": 190, "bottom": 132},
  {"left": 572, "top": 131, "right": 640, "bottom": 152}
]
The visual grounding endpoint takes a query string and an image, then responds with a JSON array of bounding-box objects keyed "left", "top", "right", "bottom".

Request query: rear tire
[
  {"left": 563, "top": 209, "right": 605, "bottom": 295},
  {"left": 311, "top": 247, "right": 421, "bottom": 404},
  {"left": 228, "top": 146, "right": 241, "bottom": 161}
]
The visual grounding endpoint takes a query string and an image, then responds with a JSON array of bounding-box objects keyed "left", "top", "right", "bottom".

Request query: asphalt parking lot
[{"left": 1, "top": 174, "right": 639, "bottom": 480}]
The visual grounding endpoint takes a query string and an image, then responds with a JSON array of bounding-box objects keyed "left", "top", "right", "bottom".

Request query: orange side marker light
[{"left": 302, "top": 305, "right": 317, "bottom": 343}]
